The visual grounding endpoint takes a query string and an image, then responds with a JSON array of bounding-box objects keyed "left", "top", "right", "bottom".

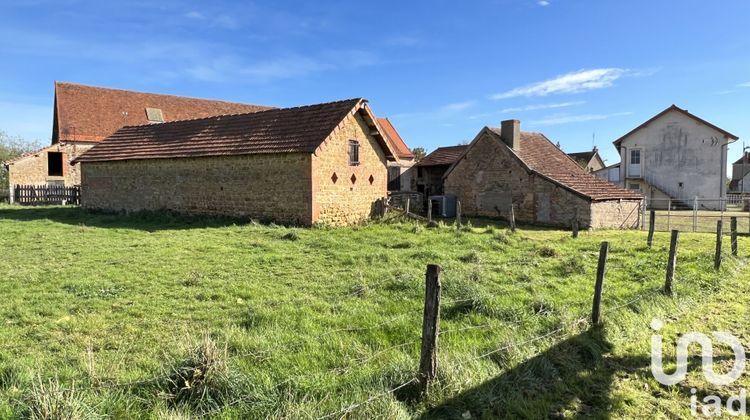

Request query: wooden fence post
[
  {"left": 406, "top": 198, "right": 410, "bottom": 215},
  {"left": 731, "top": 216, "right": 738, "bottom": 256},
  {"left": 456, "top": 201, "right": 462, "bottom": 226},
  {"left": 572, "top": 217, "right": 579, "bottom": 238},
  {"left": 591, "top": 242, "right": 609, "bottom": 326},
  {"left": 647, "top": 210, "right": 656, "bottom": 248},
  {"left": 419, "top": 264, "right": 442, "bottom": 387},
  {"left": 509, "top": 203, "right": 516, "bottom": 232},
  {"left": 714, "top": 220, "right": 723, "bottom": 270},
  {"left": 665, "top": 230, "right": 679, "bottom": 295},
  {"left": 427, "top": 199, "right": 433, "bottom": 223}
]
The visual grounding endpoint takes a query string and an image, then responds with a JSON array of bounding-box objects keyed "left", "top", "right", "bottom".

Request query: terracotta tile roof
[
  {"left": 417, "top": 145, "right": 469, "bottom": 167},
  {"left": 487, "top": 128, "right": 642, "bottom": 201},
  {"left": 377, "top": 118, "right": 413, "bottom": 159},
  {"left": 613, "top": 104, "right": 739, "bottom": 148},
  {"left": 73, "top": 98, "right": 394, "bottom": 163},
  {"left": 54, "top": 82, "right": 273, "bottom": 142}
]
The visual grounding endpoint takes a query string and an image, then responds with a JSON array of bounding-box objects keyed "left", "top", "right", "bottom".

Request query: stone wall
[
  {"left": 444, "top": 131, "right": 642, "bottom": 229},
  {"left": 7, "top": 142, "right": 95, "bottom": 192},
  {"left": 312, "top": 112, "right": 388, "bottom": 225},
  {"left": 81, "top": 153, "right": 313, "bottom": 224},
  {"left": 590, "top": 200, "right": 642, "bottom": 229}
]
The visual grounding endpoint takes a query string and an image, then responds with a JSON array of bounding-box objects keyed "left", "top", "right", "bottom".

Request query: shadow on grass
[
  {"left": 417, "top": 328, "right": 651, "bottom": 419},
  {"left": 0, "top": 206, "right": 257, "bottom": 231}
]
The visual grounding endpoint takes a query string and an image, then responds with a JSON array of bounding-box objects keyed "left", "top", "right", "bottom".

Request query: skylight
[{"left": 145, "top": 107, "right": 164, "bottom": 123}]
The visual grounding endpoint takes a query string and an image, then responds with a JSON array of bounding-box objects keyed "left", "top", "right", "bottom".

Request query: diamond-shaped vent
[
  {"left": 368, "top": 174, "right": 375, "bottom": 185},
  {"left": 331, "top": 172, "right": 338, "bottom": 183},
  {"left": 350, "top": 174, "right": 357, "bottom": 184}
]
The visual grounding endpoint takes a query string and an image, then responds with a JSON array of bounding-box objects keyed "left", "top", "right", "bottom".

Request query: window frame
[{"left": 348, "top": 140, "right": 360, "bottom": 166}]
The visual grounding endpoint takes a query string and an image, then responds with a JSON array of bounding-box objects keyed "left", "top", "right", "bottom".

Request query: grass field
[{"left": 0, "top": 205, "right": 748, "bottom": 418}]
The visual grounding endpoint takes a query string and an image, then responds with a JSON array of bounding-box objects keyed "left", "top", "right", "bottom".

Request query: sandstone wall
[
  {"left": 81, "top": 153, "right": 313, "bottom": 224},
  {"left": 312, "top": 112, "right": 388, "bottom": 225},
  {"left": 8, "top": 142, "right": 95, "bottom": 187}
]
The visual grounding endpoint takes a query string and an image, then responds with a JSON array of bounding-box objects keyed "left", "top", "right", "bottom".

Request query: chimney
[{"left": 500, "top": 119, "right": 521, "bottom": 151}]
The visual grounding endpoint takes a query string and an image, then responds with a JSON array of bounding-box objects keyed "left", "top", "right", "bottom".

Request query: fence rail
[
  {"left": 641, "top": 197, "right": 750, "bottom": 234},
  {"left": 13, "top": 184, "right": 80, "bottom": 206}
]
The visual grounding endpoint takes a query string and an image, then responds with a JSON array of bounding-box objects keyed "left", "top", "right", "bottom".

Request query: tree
[
  {"left": 1, "top": 131, "right": 42, "bottom": 199},
  {"left": 412, "top": 147, "right": 426, "bottom": 162}
]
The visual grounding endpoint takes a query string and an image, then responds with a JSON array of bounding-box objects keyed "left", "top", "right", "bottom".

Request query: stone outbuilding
[
  {"left": 73, "top": 98, "right": 396, "bottom": 226},
  {"left": 414, "top": 145, "right": 469, "bottom": 197},
  {"left": 444, "top": 120, "right": 643, "bottom": 229},
  {"left": 4, "top": 81, "right": 271, "bottom": 202}
]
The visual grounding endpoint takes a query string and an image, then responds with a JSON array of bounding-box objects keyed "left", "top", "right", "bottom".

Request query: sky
[{"left": 1, "top": 0, "right": 749, "bottom": 169}]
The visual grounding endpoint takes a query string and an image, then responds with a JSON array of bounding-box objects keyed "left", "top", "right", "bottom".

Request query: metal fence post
[
  {"left": 693, "top": 197, "right": 698, "bottom": 233},
  {"left": 667, "top": 198, "right": 671, "bottom": 232}
]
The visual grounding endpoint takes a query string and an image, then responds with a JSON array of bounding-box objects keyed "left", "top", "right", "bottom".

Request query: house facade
[
  {"left": 729, "top": 153, "right": 750, "bottom": 193},
  {"left": 610, "top": 105, "right": 738, "bottom": 210},
  {"left": 4, "top": 81, "right": 271, "bottom": 202},
  {"left": 567, "top": 147, "right": 605, "bottom": 172},
  {"left": 444, "top": 120, "right": 643, "bottom": 229},
  {"left": 73, "top": 99, "right": 395, "bottom": 226}
]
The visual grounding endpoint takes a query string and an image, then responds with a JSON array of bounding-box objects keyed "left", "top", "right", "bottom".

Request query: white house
[{"left": 595, "top": 105, "right": 738, "bottom": 210}]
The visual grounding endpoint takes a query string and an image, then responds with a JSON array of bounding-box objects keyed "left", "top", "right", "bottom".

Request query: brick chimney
[{"left": 500, "top": 119, "right": 521, "bottom": 151}]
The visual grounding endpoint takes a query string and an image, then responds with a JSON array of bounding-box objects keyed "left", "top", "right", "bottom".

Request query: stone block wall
[
  {"left": 312, "top": 112, "right": 388, "bottom": 225},
  {"left": 444, "top": 131, "right": 592, "bottom": 228},
  {"left": 7, "top": 142, "right": 95, "bottom": 187},
  {"left": 444, "top": 131, "right": 641, "bottom": 229},
  {"left": 590, "top": 200, "right": 642, "bottom": 229},
  {"left": 81, "top": 153, "right": 313, "bottom": 224}
]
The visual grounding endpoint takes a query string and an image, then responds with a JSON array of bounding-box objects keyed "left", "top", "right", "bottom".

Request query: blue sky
[{"left": 1, "top": 0, "right": 749, "bottom": 168}]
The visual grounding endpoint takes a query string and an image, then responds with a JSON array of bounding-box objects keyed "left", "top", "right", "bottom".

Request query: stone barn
[
  {"left": 444, "top": 120, "right": 643, "bottom": 229},
  {"left": 73, "top": 98, "right": 396, "bottom": 226}
]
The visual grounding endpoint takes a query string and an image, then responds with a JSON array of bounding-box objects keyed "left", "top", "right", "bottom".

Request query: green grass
[{"left": 0, "top": 205, "right": 748, "bottom": 418}]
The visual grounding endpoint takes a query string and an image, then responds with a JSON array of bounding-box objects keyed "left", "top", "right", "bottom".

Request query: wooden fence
[{"left": 13, "top": 185, "right": 80, "bottom": 205}]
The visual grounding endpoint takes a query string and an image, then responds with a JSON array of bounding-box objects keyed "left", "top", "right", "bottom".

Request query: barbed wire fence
[{"left": 32, "top": 224, "right": 749, "bottom": 418}]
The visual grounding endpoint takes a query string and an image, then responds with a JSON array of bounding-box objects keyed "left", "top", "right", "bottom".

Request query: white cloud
[
  {"left": 500, "top": 101, "right": 585, "bottom": 113},
  {"left": 529, "top": 112, "right": 633, "bottom": 126},
  {"left": 469, "top": 101, "right": 584, "bottom": 120},
  {"left": 491, "top": 68, "right": 629, "bottom": 100},
  {"left": 538, "top": 0, "right": 550, "bottom": 5},
  {"left": 183, "top": 10, "right": 238, "bottom": 29},
  {"left": 738, "top": 82, "right": 750, "bottom": 88},
  {"left": 441, "top": 101, "right": 475, "bottom": 112}
]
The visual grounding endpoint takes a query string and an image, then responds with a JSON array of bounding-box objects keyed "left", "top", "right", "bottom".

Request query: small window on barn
[
  {"left": 145, "top": 107, "right": 164, "bottom": 123},
  {"left": 48, "top": 152, "right": 63, "bottom": 176},
  {"left": 348, "top": 140, "right": 360, "bottom": 166}
]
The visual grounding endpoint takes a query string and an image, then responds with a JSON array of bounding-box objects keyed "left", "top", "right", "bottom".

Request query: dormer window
[
  {"left": 348, "top": 140, "right": 360, "bottom": 166},
  {"left": 145, "top": 108, "right": 164, "bottom": 123}
]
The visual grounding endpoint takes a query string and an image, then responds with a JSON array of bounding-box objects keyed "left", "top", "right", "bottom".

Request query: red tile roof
[
  {"left": 613, "top": 104, "right": 739, "bottom": 148},
  {"left": 54, "top": 82, "right": 273, "bottom": 143},
  {"left": 73, "top": 98, "right": 395, "bottom": 163},
  {"left": 417, "top": 145, "right": 469, "bottom": 167},
  {"left": 377, "top": 118, "right": 413, "bottom": 159},
  {"left": 487, "top": 128, "right": 642, "bottom": 201}
]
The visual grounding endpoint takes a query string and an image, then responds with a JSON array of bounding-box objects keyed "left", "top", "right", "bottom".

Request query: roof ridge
[
  {"left": 55, "top": 81, "right": 276, "bottom": 109},
  {"left": 115, "top": 98, "right": 365, "bottom": 130}
]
